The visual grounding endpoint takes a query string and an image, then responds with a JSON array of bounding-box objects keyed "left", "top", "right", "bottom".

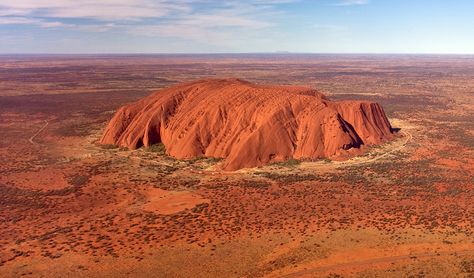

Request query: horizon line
[{"left": 1, "top": 52, "right": 474, "bottom": 56}]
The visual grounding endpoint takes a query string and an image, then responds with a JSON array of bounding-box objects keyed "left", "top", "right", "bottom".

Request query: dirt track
[
  {"left": 335, "top": 130, "right": 412, "bottom": 166},
  {"left": 297, "top": 129, "right": 412, "bottom": 172},
  {"left": 28, "top": 120, "right": 48, "bottom": 145},
  {"left": 279, "top": 248, "right": 474, "bottom": 278}
]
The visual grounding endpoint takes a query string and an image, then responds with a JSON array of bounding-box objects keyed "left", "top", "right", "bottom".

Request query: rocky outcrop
[{"left": 101, "top": 79, "right": 393, "bottom": 170}]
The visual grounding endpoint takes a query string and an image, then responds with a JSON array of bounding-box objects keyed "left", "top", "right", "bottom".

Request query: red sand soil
[
  {"left": 100, "top": 79, "right": 393, "bottom": 170},
  {"left": 1, "top": 55, "right": 473, "bottom": 277},
  {"left": 142, "top": 188, "right": 208, "bottom": 215},
  {"left": 1, "top": 168, "right": 70, "bottom": 191}
]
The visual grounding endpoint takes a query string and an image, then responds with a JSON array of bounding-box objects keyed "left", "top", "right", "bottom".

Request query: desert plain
[{"left": 0, "top": 54, "right": 473, "bottom": 277}]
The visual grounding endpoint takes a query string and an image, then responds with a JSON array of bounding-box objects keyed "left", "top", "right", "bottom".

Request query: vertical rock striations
[{"left": 101, "top": 79, "right": 393, "bottom": 170}]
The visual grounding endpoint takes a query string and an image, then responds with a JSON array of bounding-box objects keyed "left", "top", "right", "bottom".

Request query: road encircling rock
[{"left": 101, "top": 79, "right": 394, "bottom": 170}]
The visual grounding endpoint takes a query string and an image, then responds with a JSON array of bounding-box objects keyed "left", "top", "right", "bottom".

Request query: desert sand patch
[
  {"left": 1, "top": 168, "right": 70, "bottom": 191},
  {"left": 142, "top": 188, "right": 209, "bottom": 215}
]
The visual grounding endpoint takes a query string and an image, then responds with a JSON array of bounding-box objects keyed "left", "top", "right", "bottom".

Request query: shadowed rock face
[{"left": 101, "top": 79, "right": 393, "bottom": 170}]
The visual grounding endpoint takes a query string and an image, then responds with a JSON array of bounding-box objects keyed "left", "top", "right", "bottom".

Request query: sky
[{"left": 0, "top": 0, "right": 473, "bottom": 54}]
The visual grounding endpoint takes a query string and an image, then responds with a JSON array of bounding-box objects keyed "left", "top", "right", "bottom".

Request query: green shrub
[
  {"left": 187, "top": 156, "right": 223, "bottom": 165},
  {"left": 69, "top": 175, "right": 89, "bottom": 187},
  {"left": 100, "top": 144, "right": 118, "bottom": 150},
  {"left": 145, "top": 143, "right": 166, "bottom": 155},
  {"left": 272, "top": 158, "right": 301, "bottom": 168}
]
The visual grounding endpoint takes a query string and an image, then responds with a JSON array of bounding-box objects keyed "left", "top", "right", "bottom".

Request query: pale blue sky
[{"left": 0, "top": 0, "right": 473, "bottom": 53}]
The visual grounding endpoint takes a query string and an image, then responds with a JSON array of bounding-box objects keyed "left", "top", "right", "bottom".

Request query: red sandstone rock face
[{"left": 101, "top": 79, "right": 393, "bottom": 170}]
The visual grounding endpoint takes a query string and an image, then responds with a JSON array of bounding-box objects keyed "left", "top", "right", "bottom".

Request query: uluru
[{"left": 100, "top": 78, "right": 394, "bottom": 170}]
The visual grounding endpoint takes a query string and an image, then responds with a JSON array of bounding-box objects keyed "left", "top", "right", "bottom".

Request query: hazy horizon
[{"left": 2, "top": 52, "right": 474, "bottom": 56}]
